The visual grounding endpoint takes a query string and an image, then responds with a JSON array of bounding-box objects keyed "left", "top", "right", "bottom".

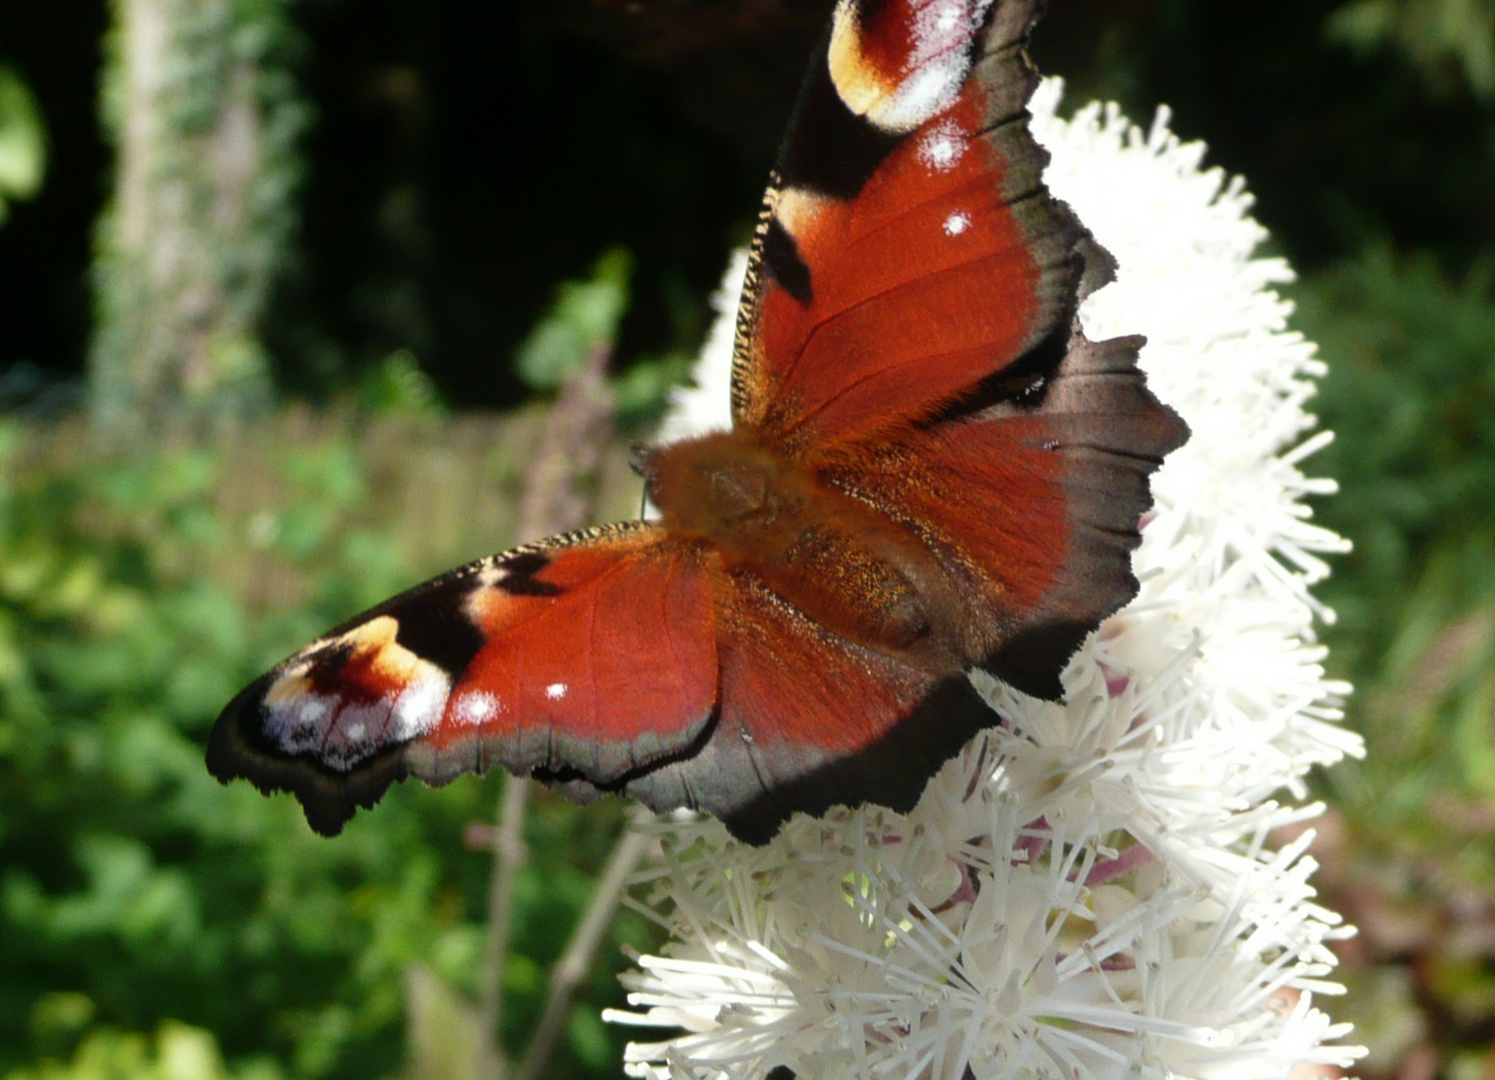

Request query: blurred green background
[{"left": 1, "top": 0, "right": 1493, "bottom": 1077}]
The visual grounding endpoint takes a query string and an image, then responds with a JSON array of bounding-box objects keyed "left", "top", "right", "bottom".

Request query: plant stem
[
  {"left": 474, "top": 340, "right": 617, "bottom": 1078},
  {"left": 475, "top": 774, "right": 532, "bottom": 1080},
  {"left": 513, "top": 818, "right": 653, "bottom": 1080}
]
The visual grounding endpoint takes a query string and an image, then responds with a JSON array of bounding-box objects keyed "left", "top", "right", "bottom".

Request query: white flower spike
[{"left": 610, "top": 80, "right": 1367, "bottom": 1080}]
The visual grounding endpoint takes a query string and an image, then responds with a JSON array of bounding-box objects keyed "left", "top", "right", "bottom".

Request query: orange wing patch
[
  {"left": 620, "top": 569, "right": 997, "bottom": 843},
  {"left": 414, "top": 529, "right": 721, "bottom": 786}
]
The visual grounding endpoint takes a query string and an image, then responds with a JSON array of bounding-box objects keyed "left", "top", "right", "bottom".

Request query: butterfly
[{"left": 208, "top": 0, "right": 1188, "bottom": 844}]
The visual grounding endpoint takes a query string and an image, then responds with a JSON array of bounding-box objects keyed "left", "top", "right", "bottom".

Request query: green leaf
[
  {"left": 1326, "top": 0, "right": 1495, "bottom": 97},
  {"left": 357, "top": 351, "right": 443, "bottom": 415},
  {"left": 0, "top": 65, "right": 46, "bottom": 216},
  {"left": 514, "top": 248, "right": 634, "bottom": 390}
]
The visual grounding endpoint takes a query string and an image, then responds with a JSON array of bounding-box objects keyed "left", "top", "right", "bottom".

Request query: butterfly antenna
[{"left": 629, "top": 441, "right": 656, "bottom": 521}]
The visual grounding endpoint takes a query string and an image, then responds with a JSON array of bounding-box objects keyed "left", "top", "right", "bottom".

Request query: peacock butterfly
[{"left": 208, "top": 0, "right": 1188, "bottom": 843}]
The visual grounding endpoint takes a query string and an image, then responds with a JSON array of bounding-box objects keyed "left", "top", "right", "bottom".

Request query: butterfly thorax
[{"left": 647, "top": 429, "right": 966, "bottom": 672}]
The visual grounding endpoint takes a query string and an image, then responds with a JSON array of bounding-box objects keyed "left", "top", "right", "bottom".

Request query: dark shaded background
[{"left": 4, "top": 0, "right": 1490, "bottom": 403}]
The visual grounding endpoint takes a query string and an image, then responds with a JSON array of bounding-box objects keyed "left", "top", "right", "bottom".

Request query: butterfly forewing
[
  {"left": 208, "top": 523, "right": 721, "bottom": 835},
  {"left": 731, "top": 0, "right": 1082, "bottom": 449}
]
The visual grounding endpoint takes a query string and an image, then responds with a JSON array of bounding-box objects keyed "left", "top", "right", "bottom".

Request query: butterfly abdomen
[{"left": 648, "top": 428, "right": 966, "bottom": 669}]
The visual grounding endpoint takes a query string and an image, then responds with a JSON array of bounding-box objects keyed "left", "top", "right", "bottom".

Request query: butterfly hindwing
[
  {"left": 813, "top": 331, "right": 1188, "bottom": 700},
  {"left": 618, "top": 570, "right": 996, "bottom": 843}
]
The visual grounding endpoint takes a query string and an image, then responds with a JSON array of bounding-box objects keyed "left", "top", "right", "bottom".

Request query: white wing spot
[
  {"left": 944, "top": 210, "right": 972, "bottom": 236},
  {"left": 390, "top": 670, "right": 451, "bottom": 741},
  {"left": 453, "top": 690, "right": 500, "bottom": 726},
  {"left": 918, "top": 122, "right": 965, "bottom": 171},
  {"left": 546, "top": 682, "right": 568, "bottom": 701}
]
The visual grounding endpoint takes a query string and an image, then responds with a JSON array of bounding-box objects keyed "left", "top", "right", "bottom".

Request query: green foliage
[
  {"left": 1327, "top": 0, "right": 1495, "bottom": 98},
  {"left": 354, "top": 350, "right": 443, "bottom": 416},
  {"left": 511, "top": 247, "right": 698, "bottom": 427},
  {"left": 0, "top": 421, "right": 654, "bottom": 1079},
  {"left": 1298, "top": 249, "right": 1495, "bottom": 658},
  {"left": 1294, "top": 248, "right": 1495, "bottom": 877},
  {"left": 5, "top": 1016, "right": 282, "bottom": 1080},
  {"left": 0, "top": 64, "right": 46, "bottom": 225},
  {"left": 515, "top": 249, "right": 634, "bottom": 392},
  {"left": 610, "top": 351, "right": 694, "bottom": 429},
  {"left": 1294, "top": 253, "right": 1495, "bottom": 1071}
]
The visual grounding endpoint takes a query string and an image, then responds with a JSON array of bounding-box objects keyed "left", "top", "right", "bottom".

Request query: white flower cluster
[{"left": 610, "top": 81, "right": 1366, "bottom": 1080}]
